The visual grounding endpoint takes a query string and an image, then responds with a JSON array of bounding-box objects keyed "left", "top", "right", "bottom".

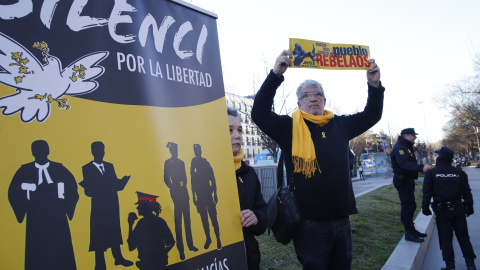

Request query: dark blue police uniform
[
  {"left": 390, "top": 128, "right": 426, "bottom": 242},
  {"left": 422, "top": 147, "right": 476, "bottom": 270}
]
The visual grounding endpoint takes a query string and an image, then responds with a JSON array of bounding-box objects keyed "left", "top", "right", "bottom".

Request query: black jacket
[
  {"left": 252, "top": 70, "right": 384, "bottom": 220},
  {"left": 236, "top": 161, "right": 267, "bottom": 270},
  {"left": 422, "top": 161, "right": 473, "bottom": 209},
  {"left": 390, "top": 136, "right": 423, "bottom": 180}
]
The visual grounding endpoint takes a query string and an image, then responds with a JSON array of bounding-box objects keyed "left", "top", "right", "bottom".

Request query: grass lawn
[{"left": 258, "top": 183, "right": 424, "bottom": 270}]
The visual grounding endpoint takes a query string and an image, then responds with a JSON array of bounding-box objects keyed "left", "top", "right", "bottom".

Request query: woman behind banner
[{"left": 228, "top": 106, "right": 268, "bottom": 270}]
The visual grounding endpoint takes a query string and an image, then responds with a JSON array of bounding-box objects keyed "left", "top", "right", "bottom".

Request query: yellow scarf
[
  {"left": 233, "top": 149, "right": 244, "bottom": 171},
  {"left": 292, "top": 109, "right": 334, "bottom": 178}
]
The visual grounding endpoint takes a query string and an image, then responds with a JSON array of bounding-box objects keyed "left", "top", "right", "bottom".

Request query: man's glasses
[{"left": 301, "top": 92, "right": 323, "bottom": 100}]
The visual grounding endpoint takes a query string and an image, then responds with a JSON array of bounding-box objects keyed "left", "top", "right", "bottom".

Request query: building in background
[{"left": 225, "top": 93, "right": 265, "bottom": 164}]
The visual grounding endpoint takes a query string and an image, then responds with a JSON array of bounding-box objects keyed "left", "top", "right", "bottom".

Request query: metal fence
[
  {"left": 251, "top": 164, "right": 278, "bottom": 202},
  {"left": 251, "top": 162, "right": 394, "bottom": 203}
]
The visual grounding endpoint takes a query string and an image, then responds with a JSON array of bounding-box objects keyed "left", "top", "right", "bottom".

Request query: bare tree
[
  {"left": 349, "top": 130, "right": 395, "bottom": 165},
  {"left": 349, "top": 132, "right": 367, "bottom": 162},
  {"left": 246, "top": 56, "right": 296, "bottom": 163},
  {"left": 436, "top": 57, "right": 480, "bottom": 160},
  {"left": 442, "top": 117, "right": 478, "bottom": 157}
]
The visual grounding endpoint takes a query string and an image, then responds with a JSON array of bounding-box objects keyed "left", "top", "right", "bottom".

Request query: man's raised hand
[
  {"left": 273, "top": 50, "right": 292, "bottom": 77},
  {"left": 367, "top": 59, "right": 380, "bottom": 88}
]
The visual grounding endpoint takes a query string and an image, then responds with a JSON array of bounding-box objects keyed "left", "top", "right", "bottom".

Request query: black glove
[
  {"left": 422, "top": 206, "right": 432, "bottom": 216},
  {"left": 467, "top": 206, "right": 474, "bottom": 217},
  {"left": 463, "top": 201, "right": 474, "bottom": 217}
]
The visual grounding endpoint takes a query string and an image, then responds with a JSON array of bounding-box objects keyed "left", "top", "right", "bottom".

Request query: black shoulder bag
[{"left": 266, "top": 153, "right": 302, "bottom": 245}]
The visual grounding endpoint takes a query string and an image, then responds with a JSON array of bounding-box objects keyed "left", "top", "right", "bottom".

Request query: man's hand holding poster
[{"left": 289, "top": 38, "right": 371, "bottom": 70}]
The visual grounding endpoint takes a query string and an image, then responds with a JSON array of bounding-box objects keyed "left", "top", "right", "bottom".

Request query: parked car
[{"left": 362, "top": 159, "right": 375, "bottom": 168}]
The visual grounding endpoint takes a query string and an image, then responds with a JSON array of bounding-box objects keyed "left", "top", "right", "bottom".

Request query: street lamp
[
  {"left": 419, "top": 101, "right": 430, "bottom": 163},
  {"left": 418, "top": 101, "right": 429, "bottom": 144},
  {"left": 365, "top": 136, "right": 369, "bottom": 154}
]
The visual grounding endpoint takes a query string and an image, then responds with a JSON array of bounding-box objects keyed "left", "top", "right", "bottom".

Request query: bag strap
[
  {"left": 288, "top": 176, "right": 295, "bottom": 192},
  {"left": 277, "top": 152, "right": 284, "bottom": 189},
  {"left": 276, "top": 152, "right": 296, "bottom": 191}
]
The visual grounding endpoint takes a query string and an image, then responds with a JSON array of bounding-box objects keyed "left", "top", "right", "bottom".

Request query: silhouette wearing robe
[{"left": 8, "top": 140, "right": 79, "bottom": 270}]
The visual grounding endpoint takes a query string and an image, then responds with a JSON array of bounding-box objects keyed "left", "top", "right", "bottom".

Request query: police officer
[
  {"left": 127, "top": 192, "right": 175, "bottom": 269},
  {"left": 190, "top": 144, "right": 221, "bottom": 250},
  {"left": 422, "top": 147, "right": 476, "bottom": 270},
  {"left": 164, "top": 142, "right": 198, "bottom": 260},
  {"left": 391, "top": 128, "right": 431, "bottom": 242}
]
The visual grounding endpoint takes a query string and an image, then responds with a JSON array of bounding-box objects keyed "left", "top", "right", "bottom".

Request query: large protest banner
[
  {"left": 0, "top": 1, "right": 247, "bottom": 269},
  {"left": 289, "top": 38, "right": 371, "bottom": 70}
]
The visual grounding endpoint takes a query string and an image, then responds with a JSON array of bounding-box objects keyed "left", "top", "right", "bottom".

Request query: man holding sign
[{"left": 252, "top": 49, "right": 384, "bottom": 270}]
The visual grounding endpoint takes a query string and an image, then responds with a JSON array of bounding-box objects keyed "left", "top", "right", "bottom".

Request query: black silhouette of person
[
  {"left": 292, "top": 41, "right": 316, "bottom": 66},
  {"left": 8, "top": 140, "right": 79, "bottom": 270},
  {"left": 79, "top": 141, "right": 133, "bottom": 269},
  {"left": 127, "top": 192, "right": 175, "bottom": 270},
  {"left": 190, "top": 144, "right": 222, "bottom": 250},
  {"left": 164, "top": 142, "right": 198, "bottom": 260}
]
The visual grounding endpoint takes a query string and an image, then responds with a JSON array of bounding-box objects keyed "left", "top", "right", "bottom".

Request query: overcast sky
[{"left": 193, "top": 0, "right": 480, "bottom": 143}]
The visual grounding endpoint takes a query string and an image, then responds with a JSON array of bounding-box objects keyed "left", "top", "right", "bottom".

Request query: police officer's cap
[
  {"left": 166, "top": 142, "right": 177, "bottom": 149},
  {"left": 400, "top": 128, "right": 418, "bottom": 136},
  {"left": 135, "top": 191, "right": 158, "bottom": 204},
  {"left": 434, "top": 147, "right": 454, "bottom": 159}
]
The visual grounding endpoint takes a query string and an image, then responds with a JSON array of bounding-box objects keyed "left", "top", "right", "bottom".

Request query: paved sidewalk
[{"left": 351, "top": 174, "right": 392, "bottom": 198}]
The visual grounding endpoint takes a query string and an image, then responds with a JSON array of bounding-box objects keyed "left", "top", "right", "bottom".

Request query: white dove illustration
[{"left": 0, "top": 32, "right": 109, "bottom": 123}]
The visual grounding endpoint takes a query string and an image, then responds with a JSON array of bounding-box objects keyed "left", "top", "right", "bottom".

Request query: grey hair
[
  {"left": 296, "top": 80, "right": 325, "bottom": 101},
  {"left": 227, "top": 106, "right": 240, "bottom": 118}
]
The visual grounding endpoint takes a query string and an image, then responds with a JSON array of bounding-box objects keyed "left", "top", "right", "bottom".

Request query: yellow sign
[
  {"left": 0, "top": 0, "right": 247, "bottom": 269},
  {"left": 289, "top": 38, "right": 371, "bottom": 70}
]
